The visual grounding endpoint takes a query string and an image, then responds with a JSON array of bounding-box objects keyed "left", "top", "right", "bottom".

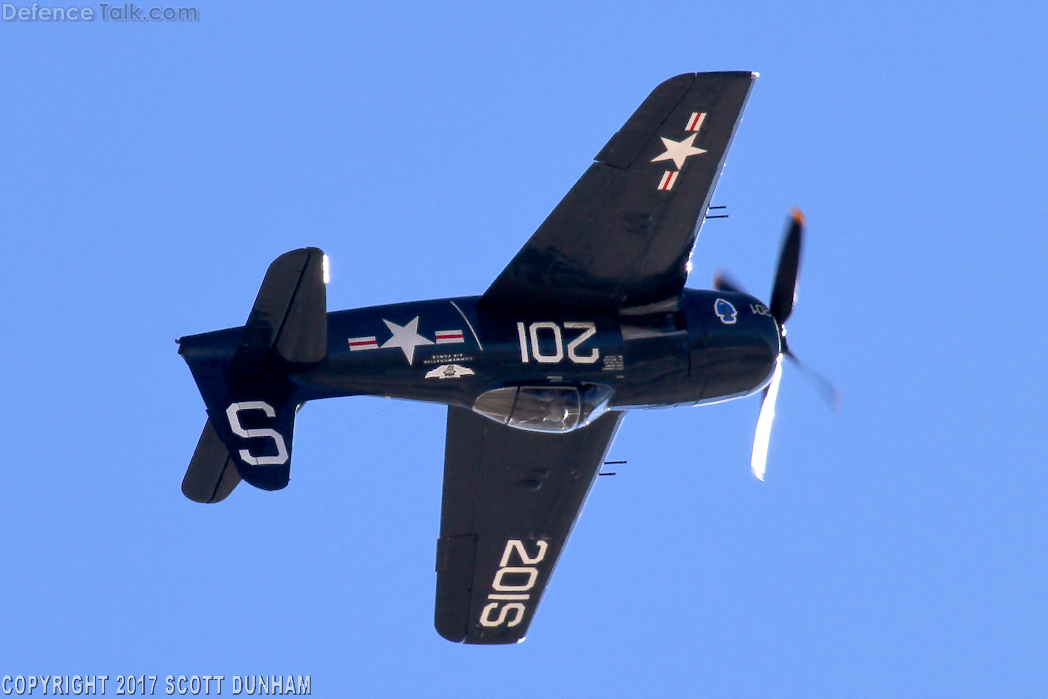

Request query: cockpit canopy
[{"left": 472, "top": 383, "right": 615, "bottom": 433}]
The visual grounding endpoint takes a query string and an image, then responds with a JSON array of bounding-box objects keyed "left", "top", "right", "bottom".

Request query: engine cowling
[{"left": 682, "top": 288, "right": 781, "bottom": 404}]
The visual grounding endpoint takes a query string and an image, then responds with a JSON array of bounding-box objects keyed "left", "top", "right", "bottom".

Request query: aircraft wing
[
  {"left": 435, "top": 407, "right": 624, "bottom": 644},
  {"left": 482, "top": 71, "right": 757, "bottom": 312}
]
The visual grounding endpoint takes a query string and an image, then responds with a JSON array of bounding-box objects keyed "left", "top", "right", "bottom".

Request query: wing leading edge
[
  {"left": 483, "top": 71, "right": 757, "bottom": 312},
  {"left": 436, "top": 407, "right": 625, "bottom": 644}
]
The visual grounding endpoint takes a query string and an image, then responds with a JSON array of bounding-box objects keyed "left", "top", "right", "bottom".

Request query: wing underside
[
  {"left": 436, "top": 407, "right": 624, "bottom": 644},
  {"left": 483, "top": 71, "right": 757, "bottom": 312}
]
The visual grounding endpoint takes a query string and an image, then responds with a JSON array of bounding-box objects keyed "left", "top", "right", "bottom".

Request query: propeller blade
[
  {"left": 712, "top": 268, "right": 748, "bottom": 295},
  {"left": 784, "top": 350, "right": 842, "bottom": 413},
  {"left": 751, "top": 356, "right": 783, "bottom": 481},
  {"left": 769, "top": 208, "right": 804, "bottom": 324}
]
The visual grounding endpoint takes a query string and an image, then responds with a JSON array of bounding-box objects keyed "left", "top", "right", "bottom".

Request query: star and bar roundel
[
  {"left": 652, "top": 111, "right": 707, "bottom": 191},
  {"left": 348, "top": 316, "right": 466, "bottom": 364}
]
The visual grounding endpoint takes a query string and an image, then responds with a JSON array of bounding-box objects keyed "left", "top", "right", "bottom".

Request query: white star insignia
[
  {"left": 651, "top": 133, "right": 707, "bottom": 169},
  {"left": 381, "top": 317, "right": 433, "bottom": 364}
]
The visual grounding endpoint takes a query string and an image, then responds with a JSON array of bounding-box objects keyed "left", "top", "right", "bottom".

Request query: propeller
[
  {"left": 712, "top": 268, "right": 748, "bottom": 296},
  {"left": 715, "top": 208, "right": 840, "bottom": 480},
  {"left": 768, "top": 209, "right": 804, "bottom": 326},
  {"left": 750, "top": 355, "right": 783, "bottom": 480}
]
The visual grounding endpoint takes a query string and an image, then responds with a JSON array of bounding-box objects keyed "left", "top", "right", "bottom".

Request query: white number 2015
[
  {"left": 225, "top": 401, "right": 289, "bottom": 467},
  {"left": 479, "top": 539, "right": 549, "bottom": 629}
]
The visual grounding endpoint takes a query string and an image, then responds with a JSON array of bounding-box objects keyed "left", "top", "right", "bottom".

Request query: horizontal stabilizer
[{"left": 182, "top": 419, "right": 242, "bottom": 503}]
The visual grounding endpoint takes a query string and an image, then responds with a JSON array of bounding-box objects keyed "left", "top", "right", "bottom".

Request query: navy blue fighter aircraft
[{"left": 177, "top": 72, "right": 835, "bottom": 644}]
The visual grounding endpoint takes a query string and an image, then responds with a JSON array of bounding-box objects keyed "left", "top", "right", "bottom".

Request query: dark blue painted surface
[{"left": 180, "top": 288, "right": 780, "bottom": 417}]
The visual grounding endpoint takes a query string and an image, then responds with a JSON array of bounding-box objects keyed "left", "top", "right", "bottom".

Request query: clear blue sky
[{"left": 2, "top": 2, "right": 1047, "bottom": 696}]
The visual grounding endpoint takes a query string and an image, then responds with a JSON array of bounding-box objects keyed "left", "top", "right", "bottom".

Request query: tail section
[
  {"left": 231, "top": 247, "right": 328, "bottom": 371},
  {"left": 178, "top": 248, "right": 328, "bottom": 500},
  {"left": 182, "top": 419, "right": 241, "bottom": 503},
  {"left": 220, "top": 398, "right": 300, "bottom": 491}
]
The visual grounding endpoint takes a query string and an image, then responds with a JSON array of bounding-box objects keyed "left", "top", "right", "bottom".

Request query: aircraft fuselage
[{"left": 179, "top": 287, "right": 781, "bottom": 430}]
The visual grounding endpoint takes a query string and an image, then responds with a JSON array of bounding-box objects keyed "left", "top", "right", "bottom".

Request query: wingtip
[{"left": 790, "top": 207, "right": 806, "bottom": 226}]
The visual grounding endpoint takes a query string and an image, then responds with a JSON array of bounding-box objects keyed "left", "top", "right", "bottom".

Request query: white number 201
[
  {"left": 516, "top": 321, "right": 599, "bottom": 364},
  {"left": 225, "top": 401, "right": 289, "bottom": 467}
]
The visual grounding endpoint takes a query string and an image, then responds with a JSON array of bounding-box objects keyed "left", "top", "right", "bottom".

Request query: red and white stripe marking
[
  {"left": 686, "top": 111, "right": 707, "bottom": 132},
  {"left": 435, "top": 329, "right": 465, "bottom": 345},
  {"left": 348, "top": 336, "right": 379, "bottom": 351},
  {"left": 657, "top": 171, "right": 679, "bottom": 191}
]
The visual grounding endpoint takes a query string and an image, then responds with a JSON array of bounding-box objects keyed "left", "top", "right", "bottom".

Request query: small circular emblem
[{"left": 714, "top": 298, "right": 737, "bottom": 325}]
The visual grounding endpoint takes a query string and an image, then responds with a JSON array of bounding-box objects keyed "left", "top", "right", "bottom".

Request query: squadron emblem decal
[
  {"left": 714, "top": 298, "right": 737, "bottom": 325},
  {"left": 425, "top": 364, "right": 475, "bottom": 380}
]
